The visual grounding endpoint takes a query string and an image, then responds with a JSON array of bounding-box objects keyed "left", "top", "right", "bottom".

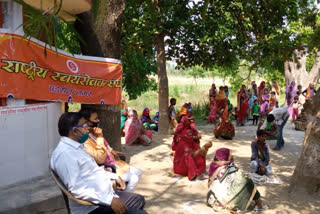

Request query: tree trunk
[
  {"left": 74, "top": 0, "right": 126, "bottom": 150},
  {"left": 289, "top": 91, "right": 320, "bottom": 194},
  {"left": 284, "top": 50, "right": 320, "bottom": 90},
  {"left": 154, "top": 0, "right": 170, "bottom": 135},
  {"left": 155, "top": 31, "right": 170, "bottom": 134}
]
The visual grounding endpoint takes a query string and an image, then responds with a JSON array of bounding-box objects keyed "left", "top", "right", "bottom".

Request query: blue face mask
[{"left": 76, "top": 128, "right": 89, "bottom": 144}]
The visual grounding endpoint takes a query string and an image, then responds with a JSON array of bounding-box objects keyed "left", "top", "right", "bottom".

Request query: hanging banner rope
[{"left": 0, "top": 31, "right": 122, "bottom": 105}]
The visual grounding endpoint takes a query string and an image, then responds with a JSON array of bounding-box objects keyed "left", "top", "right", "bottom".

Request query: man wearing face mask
[
  {"left": 79, "top": 108, "right": 142, "bottom": 193},
  {"left": 51, "top": 112, "right": 147, "bottom": 214},
  {"left": 80, "top": 108, "right": 126, "bottom": 164}
]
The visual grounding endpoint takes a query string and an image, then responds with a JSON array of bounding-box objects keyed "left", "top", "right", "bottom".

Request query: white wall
[{"left": 0, "top": 103, "right": 62, "bottom": 187}]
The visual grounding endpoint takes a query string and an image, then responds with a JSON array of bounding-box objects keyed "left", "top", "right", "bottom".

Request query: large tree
[
  {"left": 123, "top": 0, "right": 191, "bottom": 134},
  {"left": 74, "top": 0, "right": 126, "bottom": 150},
  {"left": 289, "top": 91, "right": 320, "bottom": 194}
]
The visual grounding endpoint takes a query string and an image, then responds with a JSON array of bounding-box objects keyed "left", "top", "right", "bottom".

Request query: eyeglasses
[{"left": 69, "top": 123, "right": 88, "bottom": 131}]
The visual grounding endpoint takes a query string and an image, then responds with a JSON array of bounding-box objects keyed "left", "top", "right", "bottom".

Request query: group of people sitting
[
  {"left": 49, "top": 81, "right": 316, "bottom": 213},
  {"left": 120, "top": 98, "right": 158, "bottom": 146},
  {"left": 51, "top": 109, "right": 148, "bottom": 214},
  {"left": 206, "top": 84, "right": 235, "bottom": 140}
]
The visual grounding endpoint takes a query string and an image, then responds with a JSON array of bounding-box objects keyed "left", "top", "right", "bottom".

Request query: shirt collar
[{"left": 61, "top": 136, "right": 82, "bottom": 149}]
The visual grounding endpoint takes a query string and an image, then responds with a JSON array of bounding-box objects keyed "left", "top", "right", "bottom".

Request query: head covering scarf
[
  {"left": 140, "top": 108, "right": 151, "bottom": 123},
  {"left": 179, "top": 104, "right": 188, "bottom": 116},
  {"left": 153, "top": 112, "right": 159, "bottom": 122},
  {"left": 215, "top": 89, "right": 227, "bottom": 100},
  {"left": 286, "top": 81, "right": 297, "bottom": 102},
  {"left": 208, "top": 148, "right": 233, "bottom": 177},
  {"left": 306, "top": 83, "right": 315, "bottom": 100},
  {"left": 258, "top": 81, "right": 265, "bottom": 95}
]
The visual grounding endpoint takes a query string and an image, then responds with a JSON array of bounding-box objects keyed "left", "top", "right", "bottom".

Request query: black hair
[
  {"left": 256, "top": 129, "right": 266, "bottom": 137},
  {"left": 267, "top": 114, "right": 275, "bottom": 123},
  {"left": 170, "top": 98, "right": 176, "bottom": 104},
  {"left": 79, "top": 108, "right": 98, "bottom": 121},
  {"left": 58, "top": 112, "right": 81, "bottom": 137},
  {"left": 219, "top": 86, "right": 224, "bottom": 90},
  {"left": 271, "top": 91, "right": 276, "bottom": 95}
]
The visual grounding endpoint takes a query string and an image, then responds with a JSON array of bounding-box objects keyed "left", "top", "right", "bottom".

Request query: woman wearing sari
[
  {"left": 257, "top": 81, "right": 266, "bottom": 100},
  {"left": 302, "top": 83, "right": 317, "bottom": 101},
  {"left": 215, "top": 86, "right": 228, "bottom": 114},
  {"left": 172, "top": 118, "right": 210, "bottom": 180},
  {"left": 272, "top": 80, "right": 280, "bottom": 97},
  {"left": 259, "top": 88, "right": 270, "bottom": 115},
  {"left": 178, "top": 103, "right": 188, "bottom": 122},
  {"left": 140, "top": 108, "right": 157, "bottom": 130},
  {"left": 207, "top": 148, "right": 267, "bottom": 212},
  {"left": 285, "top": 81, "right": 297, "bottom": 106},
  {"left": 237, "top": 85, "right": 249, "bottom": 126},
  {"left": 209, "top": 83, "right": 218, "bottom": 99},
  {"left": 208, "top": 96, "right": 218, "bottom": 123},
  {"left": 214, "top": 106, "right": 235, "bottom": 140},
  {"left": 125, "top": 110, "right": 152, "bottom": 146}
]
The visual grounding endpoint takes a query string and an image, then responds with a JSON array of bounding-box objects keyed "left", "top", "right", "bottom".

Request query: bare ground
[{"left": 121, "top": 122, "right": 320, "bottom": 214}]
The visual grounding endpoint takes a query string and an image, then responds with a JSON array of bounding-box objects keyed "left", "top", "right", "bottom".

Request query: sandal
[{"left": 254, "top": 204, "right": 268, "bottom": 211}]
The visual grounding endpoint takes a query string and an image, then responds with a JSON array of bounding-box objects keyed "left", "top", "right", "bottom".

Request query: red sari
[
  {"left": 214, "top": 106, "right": 235, "bottom": 140},
  {"left": 208, "top": 98, "right": 218, "bottom": 123},
  {"left": 237, "top": 89, "right": 249, "bottom": 125},
  {"left": 172, "top": 122, "right": 206, "bottom": 180}
]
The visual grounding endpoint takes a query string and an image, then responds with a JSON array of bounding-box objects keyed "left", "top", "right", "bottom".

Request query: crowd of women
[{"left": 117, "top": 80, "right": 317, "bottom": 213}]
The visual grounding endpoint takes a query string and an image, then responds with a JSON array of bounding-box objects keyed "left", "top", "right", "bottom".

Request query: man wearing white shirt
[
  {"left": 51, "top": 112, "right": 147, "bottom": 214},
  {"left": 264, "top": 107, "right": 289, "bottom": 151}
]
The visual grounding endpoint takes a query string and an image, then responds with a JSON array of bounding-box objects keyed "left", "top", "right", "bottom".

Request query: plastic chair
[{"left": 50, "top": 168, "right": 96, "bottom": 214}]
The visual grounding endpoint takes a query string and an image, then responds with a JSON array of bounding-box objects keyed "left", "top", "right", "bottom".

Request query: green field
[{"left": 127, "top": 76, "right": 286, "bottom": 120}]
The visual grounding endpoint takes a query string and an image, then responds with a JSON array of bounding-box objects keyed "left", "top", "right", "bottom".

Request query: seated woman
[
  {"left": 125, "top": 109, "right": 152, "bottom": 146},
  {"left": 140, "top": 108, "right": 157, "bottom": 130},
  {"left": 179, "top": 108, "right": 195, "bottom": 129},
  {"left": 152, "top": 112, "right": 159, "bottom": 131},
  {"left": 208, "top": 148, "right": 267, "bottom": 212},
  {"left": 79, "top": 108, "right": 142, "bottom": 192},
  {"left": 213, "top": 106, "right": 235, "bottom": 140},
  {"left": 263, "top": 114, "right": 278, "bottom": 140},
  {"left": 172, "top": 118, "right": 212, "bottom": 180},
  {"left": 250, "top": 130, "right": 273, "bottom": 175},
  {"left": 178, "top": 103, "right": 188, "bottom": 123}
]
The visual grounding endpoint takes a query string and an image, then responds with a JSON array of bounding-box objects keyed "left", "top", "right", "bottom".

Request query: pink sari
[{"left": 124, "top": 111, "right": 152, "bottom": 145}]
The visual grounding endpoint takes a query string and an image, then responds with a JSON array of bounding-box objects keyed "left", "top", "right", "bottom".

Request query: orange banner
[{"left": 0, "top": 31, "right": 122, "bottom": 105}]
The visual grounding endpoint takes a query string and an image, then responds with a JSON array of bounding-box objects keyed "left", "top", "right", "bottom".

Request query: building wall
[{"left": 0, "top": 102, "right": 61, "bottom": 187}]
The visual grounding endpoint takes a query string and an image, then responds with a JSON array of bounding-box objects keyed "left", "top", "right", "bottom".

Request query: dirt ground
[{"left": 121, "top": 122, "right": 320, "bottom": 214}]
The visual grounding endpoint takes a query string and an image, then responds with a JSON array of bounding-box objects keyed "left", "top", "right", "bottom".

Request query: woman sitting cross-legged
[
  {"left": 172, "top": 118, "right": 212, "bottom": 180},
  {"left": 207, "top": 148, "right": 267, "bottom": 212},
  {"left": 140, "top": 108, "right": 157, "bottom": 130},
  {"left": 125, "top": 109, "right": 152, "bottom": 146},
  {"left": 213, "top": 105, "right": 235, "bottom": 140}
]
